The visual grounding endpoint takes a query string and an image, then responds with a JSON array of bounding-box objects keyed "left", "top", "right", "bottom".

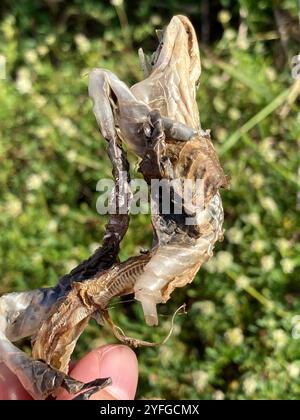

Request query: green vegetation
[{"left": 0, "top": 0, "right": 300, "bottom": 399}]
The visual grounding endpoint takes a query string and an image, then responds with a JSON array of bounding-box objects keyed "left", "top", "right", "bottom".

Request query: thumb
[{"left": 57, "top": 344, "right": 139, "bottom": 400}]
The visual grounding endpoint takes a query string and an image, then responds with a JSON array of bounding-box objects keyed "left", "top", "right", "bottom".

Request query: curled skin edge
[{"left": 104, "top": 304, "right": 187, "bottom": 347}]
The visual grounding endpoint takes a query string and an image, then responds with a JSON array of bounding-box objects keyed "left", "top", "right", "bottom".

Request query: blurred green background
[{"left": 0, "top": 0, "right": 300, "bottom": 400}]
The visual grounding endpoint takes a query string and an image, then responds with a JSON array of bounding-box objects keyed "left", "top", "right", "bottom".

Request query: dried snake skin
[
  {"left": 132, "top": 15, "right": 228, "bottom": 325},
  {"left": 0, "top": 16, "right": 227, "bottom": 398}
]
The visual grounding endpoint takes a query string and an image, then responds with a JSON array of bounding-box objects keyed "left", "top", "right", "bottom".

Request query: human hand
[{"left": 0, "top": 344, "right": 138, "bottom": 400}]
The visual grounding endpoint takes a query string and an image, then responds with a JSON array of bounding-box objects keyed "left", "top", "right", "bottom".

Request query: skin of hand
[{"left": 0, "top": 344, "right": 138, "bottom": 400}]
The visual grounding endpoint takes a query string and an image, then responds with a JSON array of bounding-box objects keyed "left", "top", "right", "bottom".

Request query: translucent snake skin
[{"left": 0, "top": 16, "right": 227, "bottom": 399}]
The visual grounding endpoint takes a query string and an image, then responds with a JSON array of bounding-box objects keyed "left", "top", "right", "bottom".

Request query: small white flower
[
  {"left": 261, "top": 255, "right": 275, "bottom": 272},
  {"left": 261, "top": 196, "right": 278, "bottom": 213},
  {"left": 228, "top": 108, "right": 241, "bottom": 121},
  {"left": 229, "top": 380, "right": 239, "bottom": 391},
  {"left": 2, "top": 16, "right": 15, "bottom": 39},
  {"left": 259, "top": 138, "right": 276, "bottom": 161},
  {"left": 287, "top": 363, "right": 300, "bottom": 379},
  {"left": 24, "top": 50, "right": 38, "bottom": 64},
  {"left": 226, "top": 227, "right": 243, "bottom": 244},
  {"left": 251, "top": 239, "right": 266, "bottom": 253},
  {"left": 216, "top": 251, "right": 233, "bottom": 273},
  {"left": 218, "top": 10, "right": 231, "bottom": 24},
  {"left": 48, "top": 220, "right": 58, "bottom": 232},
  {"left": 26, "top": 193, "right": 36, "bottom": 204},
  {"left": 281, "top": 258, "right": 295, "bottom": 274},
  {"left": 276, "top": 238, "right": 291, "bottom": 254},
  {"left": 16, "top": 68, "right": 32, "bottom": 94},
  {"left": 41, "top": 171, "right": 50, "bottom": 182},
  {"left": 75, "top": 34, "right": 91, "bottom": 53},
  {"left": 45, "top": 34, "right": 56, "bottom": 45},
  {"left": 36, "top": 126, "right": 51, "bottom": 139},
  {"left": 66, "top": 150, "right": 78, "bottom": 162},
  {"left": 225, "top": 328, "right": 244, "bottom": 346},
  {"left": 33, "top": 94, "right": 47, "bottom": 108},
  {"left": 213, "top": 390, "right": 225, "bottom": 400},
  {"left": 205, "top": 249, "right": 233, "bottom": 274},
  {"left": 244, "top": 213, "right": 260, "bottom": 226},
  {"left": 224, "top": 29, "right": 236, "bottom": 41},
  {"left": 236, "top": 275, "right": 250, "bottom": 289},
  {"left": 272, "top": 329, "right": 288, "bottom": 349},
  {"left": 204, "top": 259, "right": 217, "bottom": 273},
  {"left": 243, "top": 376, "right": 257, "bottom": 396},
  {"left": 192, "top": 370, "right": 209, "bottom": 393},
  {"left": 265, "top": 319, "right": 276, "bottom": 329},
  {"left": 215, "top": 128, "right": 228, "bottom": 142},
  {"left": 224, "top": 292, "right": 237, "bottom": 306},
  {"left": 251, "top": 174, "right": 264, "bottom": 189},
  {"left": 150, "top": 15, "right": 161, "bottom": 25},
  {"left": 210, "top": 76, "right": 223, "bottom": 89},
  {"left": 196, "top": 300, "right": 215, "bottom": 316},
  {"left": 213, "top": 97, "right": 227, "bottom": 113},
  {"left": 27, "top": 174, "right": 43, "bottom": 190},
  {"left": 57, "top": 204, "right": 69, "bottom": 216},
  {"left": 55, "top": 118, "right": 77, "bottom": 137},
  {"left": 5, "top": 197, "right": 22, "bottom": 217},
  {"left": 37, "top": 45, "right": 48, "bottom": 56}
]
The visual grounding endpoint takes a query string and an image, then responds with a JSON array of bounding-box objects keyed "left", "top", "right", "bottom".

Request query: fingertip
[
  {"left": 0, "top": 363, "right": 32, "bottom": 400},
  {"left": 92, "top": 344, "right": 139, "bottom": 400},
  {"left": 57, "top": 344, "right": 138, "bottom": 400}
]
